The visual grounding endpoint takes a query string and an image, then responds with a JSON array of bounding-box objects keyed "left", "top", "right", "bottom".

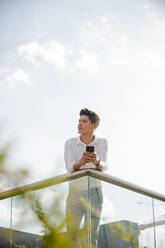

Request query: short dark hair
[{"left": 80, "top": 108, "right": 100, "bottom": 124}]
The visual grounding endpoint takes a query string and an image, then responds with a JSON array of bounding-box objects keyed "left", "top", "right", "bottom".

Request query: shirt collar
[{"left": 76, "top": 135, "right": 99, "bottom": 145}]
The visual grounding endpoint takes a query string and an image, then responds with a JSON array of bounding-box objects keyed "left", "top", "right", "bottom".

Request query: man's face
[{"left": 78, "top": 115, "right": 98, "bottom": 135}]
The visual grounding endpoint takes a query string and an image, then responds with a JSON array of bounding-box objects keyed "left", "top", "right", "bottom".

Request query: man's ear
[{"left": 93, "top": 122, "right": 99, "bottom": 130}]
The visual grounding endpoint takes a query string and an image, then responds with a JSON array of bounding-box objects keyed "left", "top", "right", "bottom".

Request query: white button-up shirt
[
  {"left": 64, "top": 135, "right": 108, "bottom": 190},
  {"left": 64, "top": 135, "right": 108, "bottom": 173}
]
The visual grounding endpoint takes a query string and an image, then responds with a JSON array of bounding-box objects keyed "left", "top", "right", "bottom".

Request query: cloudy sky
[{"left": 1, "top": 0, "right": 165, "bottom": 194}]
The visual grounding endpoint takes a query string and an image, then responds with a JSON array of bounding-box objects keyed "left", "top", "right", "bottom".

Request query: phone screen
[{"left": 86, "top": 146, "right": 94, "bottom": 152}]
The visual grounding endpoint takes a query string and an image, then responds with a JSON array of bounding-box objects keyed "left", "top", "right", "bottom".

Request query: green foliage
[
  {"left": 0, "top": 140, "right": 29, "bottom": 189},
  {"left": 24, "top": 191, "right": 72, "bottom": 248},
  {"left": 0, "top": 127, "right": 74, "bottom": 247}
]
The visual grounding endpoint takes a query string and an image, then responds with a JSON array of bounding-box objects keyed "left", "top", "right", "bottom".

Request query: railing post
[
  {"left": 9, "top": 197, "right": 13, "bottom": 248},
  {"left": 152, "top": 198, "right": 157, "bottom": 248},
  {"left": 87, "top": 175, "right": 91, "bottom": 248}
]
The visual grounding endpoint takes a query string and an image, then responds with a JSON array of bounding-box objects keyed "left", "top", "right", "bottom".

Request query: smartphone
[{"left": 86, "top": 146, "right": 94, "bottom": 153}]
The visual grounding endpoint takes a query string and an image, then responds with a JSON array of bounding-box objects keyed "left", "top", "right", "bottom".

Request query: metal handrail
[
  {"left": 139, "top": 220, "right": 165, "bottom": 230},
  {"left": 0, "top": 169, "right": 165, "bottom": 202}
]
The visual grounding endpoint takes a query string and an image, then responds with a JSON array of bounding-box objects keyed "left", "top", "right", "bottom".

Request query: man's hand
[
  {"left": 83, "top": 152, "right": 99, "bottom": 164},
  {"left": 79, "top": 152, "right": 89, "bottom": 166},
  {"left": 73, "top": 152, "right": 102, "bottom": 171},
  {"left": 84, "top": 152, "right": 104, "bottom": 171},
  {"left": 73, "top": 152, "right": 90, "bottom": 171}
]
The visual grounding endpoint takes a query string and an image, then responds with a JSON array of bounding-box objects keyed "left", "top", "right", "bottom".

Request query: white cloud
[
  {"left": 117, "top": 36, "right": 127, "bottom": 46},
  {"left": 143, "top": 3, "right": 151, "bottom": 10},
  {"left": 16, "top": 9, "right": 165, "bottom": 76},
  {"left": 0, "top": 68, "right": 30, "bottom": 90},
  {"left": 101, "top": 17, "right": 109, "bottom": 24},
  {"left": 143, "top": 2, "right": 165, "bottom": 44},
  {"left": 0, "top": 67, "right": 10, "bottom": 74},
  {"left": 6, "top": 68, "right": 30, "bottom": 88},
  {"left": 74, "top": 50, "right": 100, "bottom": 73},
  {"left": 139, "top": 49, "right": 165, "bottom": 67},
  {"left": 18, "top": 40, "right": 101, "bottom": 74},
  {"left": 18, "top": 41, "right": 68, "bottom": 71},
  {"left": 18, "top": 41, "right": 41, "bottom": 66},
  {"left": 80, "top": 18, "right": 112, "bottom": 44}
]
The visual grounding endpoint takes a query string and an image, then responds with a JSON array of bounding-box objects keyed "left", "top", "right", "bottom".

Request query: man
[{"left": 64, "top": 108, "right": 108, "bottom": 248}]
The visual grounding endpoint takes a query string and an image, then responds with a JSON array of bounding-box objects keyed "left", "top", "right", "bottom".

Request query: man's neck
[{"left": 81, "top": 134, "right": 95, "bottom": 145}]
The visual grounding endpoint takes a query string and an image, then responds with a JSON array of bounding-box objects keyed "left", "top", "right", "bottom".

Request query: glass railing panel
[
  {"left": 11, "top": 176, "right": 90, "bottom": 247},
  {"left": 11, "top": 193, "right": 44, "bottom": 247},
  {"left": 0, "top": 198, "right": 12, "bottom": 247},
  {"left": 153, "top": 199, "right": 165, "bottom": 248},
  {"left": 66, "top": 175, "right": 90, "bottom": 248},
  {"left": 88, "top": 176, "right": 155, "bottom": 248}
]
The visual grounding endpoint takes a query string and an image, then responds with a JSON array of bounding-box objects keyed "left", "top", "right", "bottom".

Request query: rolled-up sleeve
[
  {"left": 99, "top": 139, "right": 108, "bottom": 171},
  {"left": 64, "top": 140, "right": 76, "bottom": 173}
]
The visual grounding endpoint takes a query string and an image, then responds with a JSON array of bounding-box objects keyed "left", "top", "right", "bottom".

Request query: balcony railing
[{"left": 0, "top": 169, "right": 165, "bottom": 248}]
